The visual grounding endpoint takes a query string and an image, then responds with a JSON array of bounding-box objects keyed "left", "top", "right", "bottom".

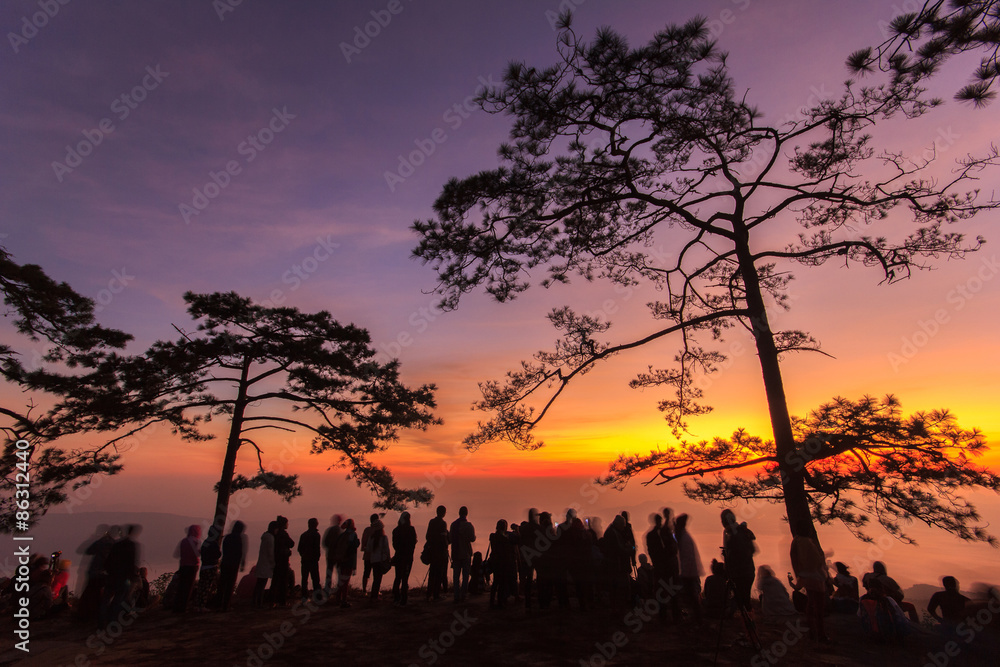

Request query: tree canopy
[
  {"left": 602, "top": 395, "right": 1000, "bottom": 544},
  {"left": 413, "top": 15, "right": 999, "bottom": 542},
  {"left": 136, "top": 292, "right": 440, "bottom": 532},
  {"left": 0, "top": 246, "right": 157, "bottom": 530},
  {"left": 848, "top": 0, "right": 1000, "bottom": 106}
]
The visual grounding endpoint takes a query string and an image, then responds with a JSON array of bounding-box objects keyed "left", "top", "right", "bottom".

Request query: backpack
[{"left": 419, "top": 541, "right": 431, "bottom": 565}]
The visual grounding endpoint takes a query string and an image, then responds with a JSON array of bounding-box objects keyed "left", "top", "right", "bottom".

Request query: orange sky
[{"left": 2, "top": 0, "right": 999, "bottom": 591}]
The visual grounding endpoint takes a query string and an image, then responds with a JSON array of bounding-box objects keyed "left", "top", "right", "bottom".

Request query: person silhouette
[
  {"left": 270, "top": 516, "right": 294, "bottom": 607},
  {"left": 360, "top": 513, "right": 380, "bottom": 595},
  {"left": 391, "top": 512, "right": 417, "bottom": 606},
  {"left": 335, "top": 519, "right": 360, "bottom": 608},
  {"left": 218, "top": 521, "right": 247, "bottom": 611},
  {"left": 104, "top": 524, "right": 141, "bottom": 626},
  {"left": 298, "top": 518, "right": 322, "bottom": 600},
  {"left": 450, "top": 506, "right": 476, "bottom": 602},
  {"left": 367, "top": 520, "right": 391, "bottom": 601},
  {"left": 322, "top": 514, "right": 343, "bottom": 593},
  {"left": 720, "top": 509, "right": 756, "bottom": 614},
  {"left": 425, "top": 505, "right": 450, "bottom": 601},
  {"left": 489, "top": 519, "right": 513, "bottom": 608},
  {"left": 173, "top": 525, "right": 201, "bottom": 613},
  {"left": 675, "top": 513, "right": 704, "bottom": 625},
  {"left": 928, "top": 576, "right": 970, "bottom": 628},
  {"left": 253, "top": 521, "right": 277, "bottom": 609}
]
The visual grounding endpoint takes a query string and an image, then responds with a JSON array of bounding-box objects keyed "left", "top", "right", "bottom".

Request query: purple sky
[{"left": 2, "top": 1, "right": 999, "bottom": 589}]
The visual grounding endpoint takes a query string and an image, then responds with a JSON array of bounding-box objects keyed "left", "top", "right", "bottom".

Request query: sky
[{"left": 2, "top": 0, "right": 999, "bottom": 591}]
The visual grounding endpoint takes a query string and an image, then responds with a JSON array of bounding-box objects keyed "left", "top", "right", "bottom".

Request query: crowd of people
[{"left": 2, "top": 505, "right": 996, "bottom": 652}]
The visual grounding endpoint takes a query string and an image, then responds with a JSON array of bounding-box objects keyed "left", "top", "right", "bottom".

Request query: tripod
[{"left": 712, "top": 565, "right": 762, "bottom": 665}]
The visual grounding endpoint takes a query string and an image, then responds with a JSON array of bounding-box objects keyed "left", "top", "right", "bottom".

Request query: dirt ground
[{"left": 3, "top": 588, "right": 998, "bottom": 666}]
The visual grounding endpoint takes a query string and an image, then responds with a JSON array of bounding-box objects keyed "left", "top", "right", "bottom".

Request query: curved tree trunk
[
  {"left": 211, "top": 356, "right": 251, "bottom": 537},
  {"left": 734, "top": 229, "right": 815, "bottom": 543}
]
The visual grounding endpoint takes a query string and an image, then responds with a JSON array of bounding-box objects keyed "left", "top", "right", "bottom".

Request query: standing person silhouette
[
  {"left": 322, "top": 515, "right": 343, "bottom": 594},
  {"left": 425, "top": 505, "right": 450, "bottom": 601},
  {"left": 218, "top": 521, "right": 247, "bottom": 611},
  {"left": 104, "top": 524, "right": 141, "bottom": 627},
  {"left": 253, "top": 522, "right": 277, "bottom": 609},
  {"left": 489, "top": 519, "right": 513, "bottom": 608},
  {"left": 360, "top": 513, "right": 380, "bottom": 595},
  {"left": 721, "top": 508, "right": 759, "bottom": 648},
  {"left": 675, "top": 514, "right": 704, "bottom": 625},
  {"left": 645, "top": 513, "right": 666, "bottom": 588},
  {"left": 790, "top": 520, "right": 830, "bottom": 643},
  {"left": 298, "top": 518, "right": 322, "bottom": 600},
  {"left": 195, "top": 526, "right": 222, "bottom": 611},
  {"left": 173, "top": 525, "right": 201, "bottom": 613},
  {"left": 270, "top": 516, "right": 294, "bottom": 607},
  {"left": 519, "top": 509, "right": 541, "bottom": 609},
  {"left": 77, "top": 525, "right": 117, "bottom": 624},
  {"left": 392, "top": 512, "right": 417, "bottom": 606},
  {"left": 367, "top": 520, "right": 391, "bottom": 600},
  {"left": 659, "top": 509, "right": 683, "bottom": 623},
  {"left": 620, "top": 511, "right": 637, "bottom": 573},
  {"left": 450, "top": 506, "right": 476, "bottom": 602},
  {"left": 335, "top": 519, "right": 360, "bottom": 608}
]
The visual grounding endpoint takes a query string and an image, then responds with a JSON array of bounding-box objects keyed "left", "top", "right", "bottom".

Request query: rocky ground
[{"left": 3, "top": 588, "right": 998, "bottom": 666}]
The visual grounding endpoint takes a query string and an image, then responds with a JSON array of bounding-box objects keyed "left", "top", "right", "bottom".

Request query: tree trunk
[
  {"left": 211, "top": 356, "right": 251, "bottom": 537},
  {"left": 734, "top": 230, "right": 816, "bottom": 542}
]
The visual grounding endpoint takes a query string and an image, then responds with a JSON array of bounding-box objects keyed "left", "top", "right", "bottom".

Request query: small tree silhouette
[{"left": 137, "top": 291, "right": 440, "bottom": 534}]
